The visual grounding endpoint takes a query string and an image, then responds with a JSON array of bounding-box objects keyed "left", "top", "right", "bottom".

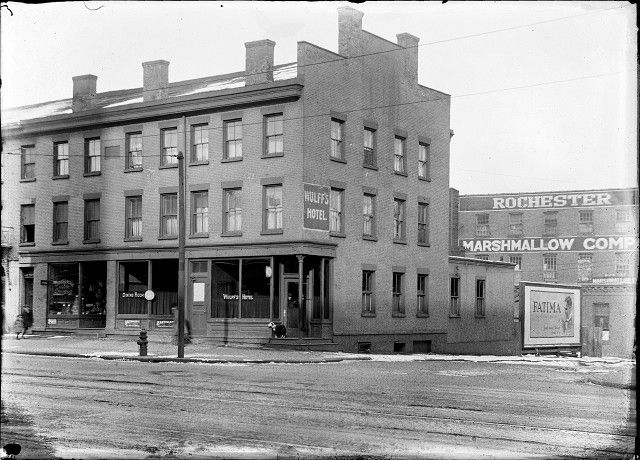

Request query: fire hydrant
[{"left": 137, "top": 330, "right": 148, "bottom": 356}]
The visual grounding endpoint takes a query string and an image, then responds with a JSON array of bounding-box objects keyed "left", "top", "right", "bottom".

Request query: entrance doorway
[{"left": 283, "top": 279, "right": 300, "bottom": 337}]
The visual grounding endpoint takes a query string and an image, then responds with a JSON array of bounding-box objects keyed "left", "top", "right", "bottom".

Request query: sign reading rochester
[
  {"left": 521, "top": 283, "right": 581, "bottom": 348},
  {"left": 461, "top": 235, "right": 638, "bottom": 253},
  {"left": 303, "top": 183, "right": 330, "bottom": 231}
]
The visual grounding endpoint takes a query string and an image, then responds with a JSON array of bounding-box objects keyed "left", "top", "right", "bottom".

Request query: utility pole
[{"left": 177, "top": 151, "right": 185, "bottom": 358}]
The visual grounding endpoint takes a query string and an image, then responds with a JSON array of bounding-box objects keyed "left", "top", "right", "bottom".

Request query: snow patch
[{"left": 102, "top": 97, "right": 144, "bottom": 108}]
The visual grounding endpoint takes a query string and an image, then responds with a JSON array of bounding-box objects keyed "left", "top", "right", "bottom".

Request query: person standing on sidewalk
[{"left": 16, "top": 305, "right": 33, "bottom": 339}]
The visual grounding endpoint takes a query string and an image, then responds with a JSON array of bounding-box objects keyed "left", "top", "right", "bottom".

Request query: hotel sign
[
  {"left": 303, "top": 183, "right": 330, "bottom": 231},
  {"left": 461, "top": 235, "right": 638, "bottom": 253},
  {"left": 460, "top": 189, "right": 637, "bottom": 211}
]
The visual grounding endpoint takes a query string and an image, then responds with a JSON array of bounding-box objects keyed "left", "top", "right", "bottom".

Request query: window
[
  {"left": 476, "top": 214, "right": 489, "bottom": 236},
  {"left": 211, "top": 260, "right": 240, "bottom": 318},
  {"left": 191, "top": 191, "right": 209, "bottom": 235},
  {"left": 330, "top": 188, "right": 344, "bottom": 233},
  {"left": 393, "top": 198, "right": 406, "bottom": 241},
  {"left": 510, "top": 254, "right": 522, "bottom": 284},
  {"left": 160, "top": 194, "right": 177, "bottom": 237},
  {"left": 393, "top": 136, "right": 406, "bottom": 174},
  {"left": 53, "top": 202, "right": 68, "bottom": 243},
  {"left": 191, "top": 124, "right": 209, "bottom": 162},
  {"left": 224, "top": 188, "right": 242, "bottom": 233},
  {"left": 417, "top": 274, "right": 428, "bottom": 315},
  {"left": 263, "top": 185, "right": 283, "bottom": 231},
  {"left": 594, "top": 303, "right": 610, "bottom": 341},
  {"left": 21, "top": 145, "right": 35, "bottom": 180},
  {"left": 418, "top": 202, "right": 429, "bottom": 245},
  {"left": 392, "top": 272, "right": 404, "bottom": 314},
  {"left": 125, "top": 196, "right": 142, "bottom": 239},
  {"left": 615, "top": 252, "right": 631, "bottom": 277},
  {"left": 363, "top": 127, "right": 376, "bottom": 167},
  {"left": 509, "top": 213, "right": 523, "bottom": 236},
  {"left": 161, "top": 128, "right": 178, "bottom": 166},
  {"left": 54, "top": 142, "right": 69, "bottom": 176},
  {"left": 362, "top": 270, "right": 375, "bottom": 314},
  {"left": 544, "top": 212, "right": 558, "bottom": 235},
  {"left": 418, "top": 143, "right": 430, "bottom": 180},
  {"left": 20, "top": 204, "right": 35, "bottom": 243},
  {"left": 84, "top": 199, "right": 100, "bottom": 241},
  {"left": 223, "top": 119, "right": 242, "bottom": 160},
  {"left": 543, "top": 253, "right": 557, "bottom": 280},
  {"left": 578, "top": 253, "right": 593, "bottom": 282},
  {"left": 330, "top": 119, "right": 344, "bottom": 160},
  {"left": 579, "top": 210, "right": 593, "bottom": 234},
  {"left": 264, "top": 114, "right": 283, "bottom": 156},
  {"left": 449, "top": 276, "right": 460, "bottom": 316},
  {"left": 118, "top": 261, "right": 148, "bottom": 314},
  {"left": 84, "top": 138, "right": 101, "bottom": 173},
  {"left": 615, "top": 209, "right": 631, "bottom": 233},
  {"left": 363, "top": 194, "right": 375, "bottom": 237},
  {"left": 475, "top": 255, "right": 489, "bottom": 260},
  {"left": 475, "top": 278, "right": 486, "bottom": 316},
  {"left": 126, "top": 132, "right": 143, "bottom": 169},
  {"left": 241, "top": 259, "right": 271, "bottom": 318}
]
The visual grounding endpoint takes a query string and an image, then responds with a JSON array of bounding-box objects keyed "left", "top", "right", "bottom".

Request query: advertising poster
[
  {"left": 522, "top": 283, "right": 581, "bottom": 348},
  {"left": 303, "top": 183, "right": 330, "bottom": 231}
]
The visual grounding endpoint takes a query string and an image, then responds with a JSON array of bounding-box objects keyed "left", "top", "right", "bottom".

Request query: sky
[{"left": 1, "top": 1, "right": 636, "bottom": 195}]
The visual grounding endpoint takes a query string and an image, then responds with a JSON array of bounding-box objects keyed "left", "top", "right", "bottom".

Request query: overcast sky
[{"left": 1, "top": 1, "right": 636, "bottom": 195}]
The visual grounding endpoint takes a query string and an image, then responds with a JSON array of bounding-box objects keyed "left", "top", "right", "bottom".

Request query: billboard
[
  {"left": 521, "top": 283, "right": 581, "bottom": 348},
  {"left": 461, "top": 235, "right": 638, "bottom": 253},
  {"left": 303, "top": 183, "right": 330, "bottom": 231}
]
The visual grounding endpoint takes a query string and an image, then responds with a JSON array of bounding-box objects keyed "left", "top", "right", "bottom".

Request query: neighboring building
[
  {"left": 1, "top": 7, "right": 453, "bottom": 353},
  {"left": 454, "top": 188, "right": 638, "bottom": 358}
]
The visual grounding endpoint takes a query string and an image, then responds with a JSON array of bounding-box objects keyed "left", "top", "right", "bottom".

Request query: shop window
[
  {"left": 118, "top": 261, "right": 148, "bottom": 314},
  {"left": 417, "top": 274, "right": 428, "bottom": 315},
  {"left": 20, "top": 204, "right": 35, "bottom": 244},
  {"left": 593, "top": 303, "right": 610, "bottom": 341},
  {"left": 21, "top": 268, "right": 34, "bottom": 310},
  {"left": 84, "top": 138, "right": 101, "bottom": 174},
  {"left": 54, "top": 142, "right": 69, "bottom": 176},
  {"left": 394, "top": 342, "right": 406, "bottom": 353},
  {"left": 126, "top": 132, "right": 143, "bottom": 170},
  {"left": 579, "top": 210, "right": 594, "bottom": 234},
  {"left": 224, "top": 119, "right": 242, "bottom": 160},
  {"left": 21, "top": 145, "right": 35, "bottom": 180},
  {"left": 211, "top": 260, "right": 240, "bottom": 318},
  {"left": 392, "top": 272, "right": 404, "bottom": 315},
  {"left": 81, "top": 262, "right": 107, "bottom": 318},
  {"left": 450, "top": 276, "right": 460, "bottom": 316},
  {"left": 191, "top": 124, "right": 209, "bottom": 162},
  {"left": 330, "top": 119, "right": 344, "bottom": 161},
  {"left": 476, "top": 214, "right": 489, "bottom": 237},
  {"left": 151, "top": 260, "right": 177, "bottom": 316},
  {"left": 362, "top": 270, "right": 375, "bottom": 314},
  {"left": 241, "top": 259, "right": 271, "bottom": 318},
  {"left": 475, "top": 278, "right": 486, "bottom": 317},
  {"left": 330, "top": 188, "right": 344, "bottom": 234},
  {"left": 49, "top": 263, "right": 79, "bottom": 316}
]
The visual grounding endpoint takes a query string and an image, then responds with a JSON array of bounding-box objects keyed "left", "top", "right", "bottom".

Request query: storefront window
[
  {"left": 241, "top": 259, "right": 270, "bottom": 318},
  {"left": 49, "top": 264, "right": 79, "bottom": 315},
  {"left": 118, "top": 261, "right": 148, "bottom": 314},
  {"left": 151, "top": 260, "right": 177, "bottom": 316},
  {"left": 81, "top": 262, "right": 107, "bottom": 316},
  {"left": 211, "top": 260, "right": 240, "bottom": 318}
]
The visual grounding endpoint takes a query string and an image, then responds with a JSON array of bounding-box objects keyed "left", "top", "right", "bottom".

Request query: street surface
[{"left": 1, "top": 353, "right": 635, "bottom": 459}]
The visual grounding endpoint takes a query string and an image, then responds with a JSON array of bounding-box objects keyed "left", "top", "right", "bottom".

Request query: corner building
[{"left": 2, "top": 7, "right": 452, "bottom": 353}]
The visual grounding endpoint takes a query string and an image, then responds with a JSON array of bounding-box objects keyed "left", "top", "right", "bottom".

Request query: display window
[
  {"left": 211, "top": 260, "right": 240, "bottom": 318},
  {"left": 49, "top": 264, "right": 80, "bottom": 315},
  {"left": 118, "top": 261, "right": 148, "bottom": 314},
  {"left": 241, "top": 259, "right": 270, "bottom": 318}
]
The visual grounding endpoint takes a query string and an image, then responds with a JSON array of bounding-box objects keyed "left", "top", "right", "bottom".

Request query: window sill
[
  {"left": 20, "top": 178, "right": 36, "bottom": 183},
  {"left": 330, "top": 232, "right": 346, "bottom": 238},
  {"left": 261, "top": 153, "right": 284, "bottom": 159},
  {"left": 83, "top": 239, "right": 100, "bottom": 244},
  {"left": 124, "top": 237, "right": 143, "bottom": 242},
  {"left": 189, "top": 233, "right": 209, "bottom": 239},
  {"left": 19, "top": 242, "right": 35, "bottom": 247},
  {"left": 508, "top": 234, "right": 524, "bottom": 238},
  {"left": 330, "top": 156, "right": 347, "bottom": 164},
  {"left": 449, "top": 314, "right": 461, "bottom": 318},
  {"left": 221, "top": 231, "right": 242, "bottom": 237},
  {"left": 124, "top": 168, "right": 143, "bottom": 173},
  {"left": 542, "top": 233, "right": 558, "bottom": 238},
  {"left": 392, "top": 312, "right": 406, "bottom": 318},
  {"left": 189, "top": 160, "right": 210, "bottom": 166},
  {"left": 394, "top": 171, "right": 408, "bottom": 177},
  {"left": 362, "top": 235, "right": 377, "bottom": 242},
  {"left": 361, "top": 311, "right": 376, "bottom": 318},
  {"left": 475, "top": 314, "right": 486, "bottom": 319},
  {"left": 158, "top": 235, "right": 177, "bottom": 240},
  {"left": 52, "top": 175, "right": 70, "bottom": 180},
  {"left": 417, "top": 242, "right": 430, "bottom": 247},
  {"left": 159, "top": 164, "right": 178, "bottom": 170},
  {"left": 261, "top": 229, "right": 283, "bottom": 235},
  {"left": 363, "top": 163, "right": 378, "bottom": 171},
  {"left": 416, "top": 312, "right": 430, "bottom": 318},
  {"left": 84, "top": 171, "right": 101, "bottom": 177},
  {"left": 418, "top": 176, "right": 431, "bottom": 182},
  {"left": 52, "top": 241, "right": 69, "bottom": 246},
  {"left": 221, "top": 157, "right": 242, "bottom": 164},
  {"left": 393, "top": 238, "right": 407, "bottom": 245}
]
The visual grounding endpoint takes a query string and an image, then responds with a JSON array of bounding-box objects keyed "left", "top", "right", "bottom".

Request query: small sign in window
[{"left": 193, "top": 282, "right": 205, "bottom": 302}]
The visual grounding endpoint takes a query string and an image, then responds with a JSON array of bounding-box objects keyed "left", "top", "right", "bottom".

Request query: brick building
[
  {"left": 454, "top": 188, "right": 638, "bottom": 357},
  {"left": 1, "top": 7, "right": 454, "bottom": 353}
]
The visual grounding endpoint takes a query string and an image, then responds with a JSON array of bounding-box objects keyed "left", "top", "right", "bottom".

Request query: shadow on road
[{"left": 1, "top": 400, "right": 59, "bottom": 459}]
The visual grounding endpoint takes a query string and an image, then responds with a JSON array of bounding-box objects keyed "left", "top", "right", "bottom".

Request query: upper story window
[
  {"left": 126, "top": 132, "right": 143, "bottom": 170},
  {"left": 330, "top": 188, "right": 344, "bottom": 234},
  {"left": 161, "top": 128, "right": 178, "bottom": 166},
  {"left": 21, "top": 145, "right": 35, "bottom": 180},
  {"left": 578, "top": 253, "right": 593, "bottom": 282},
  {"left": 54, "top": 142, "right": 69, "bottom": 176},
  {"left": 363, "top": 194, "right": 375, "bottom": 238},
  {"left": 392, "top": 272, "right": 405, "bottom": 315},
  {"left": 417, "top": 274, "right": 428, "bottom": 316},
  {"left": 191, "top": 124, "right": 209, "bottom": 163},
  {"left": 475, "top": 278, "right": 486, "bottom": 317},
  {"left": 594, "top": 303, "right": 610, "bottom": 341},
  {"left": 263, "top": 185, "right": 283, "bottom": 231},
  {"left": 191, "top": 191, "right": 209, "bottom": 235},
  {"left": 615, "top": 209, "right": 632, "bottom": 233},
  {"left": 224, "top": 188, "right": 242, "bottom": 233},
  {"left": 393, "top": 198, "right": 406, "bottom": 241},
  {"left": 418, "top": 143, "right": 430, "bottom": 180},
  {"left": 476, "top": 213, "right": 489, "bottom": 237},
  {"left": 362, "top": 270, "right": 375, "bottom": 314},
  {"left": 615, "top": 252, "right": 631, "bottom": 277},
  {"left": 449, "top": 276, "right": 460, "bottom": 316},
  {"left": 84, "top": 138, "right": 101, "bottom": 173},
  {"left": 543, "top": 253, "right": 557, "bottom": 281},
  {"left": 475, "top": 255, "right": 489, "bottom": 260},
  {"left": 509, "top": 254, "right": 522, "bottom": 270},
  {"left": 20, "top": 204, "right": 35, "bottom": 244},
  {"left": 418, "top": 202, "right": 429, "bottom": 245},
  {"left": 579, "top": 210, "right": 594, "bottom": 234},
  {"left": 543, "top": 212, "right": 558, "bottom": 236},
  {"left": 509, "top": 213, "right": 523, "bottom": 236},
  {"left": 84, "top": 199, "right": 100, "bottom": 242},
  {"left": 223, "top": 120, "right": 242, "bottom": 160},
  {"left": 363, "top": 127, "right": 376, "bottom": 168},
  {"left": 160, "top": 193, "right": 178, "bottom": 238},
  {"left": 125, "top": 196, "right": 143, "bottom": 239},
  {"left": 53, "top": 201, "right": 68, "bottom": 243},
  {"left": 264, "top": 114, "right": 283, "bottom": 157},
  {"left": 330, "top": 119, "right": 344, "bottom": 161},
  {"left": 393, "top": 136, "right": 406, "bottom": 174}
]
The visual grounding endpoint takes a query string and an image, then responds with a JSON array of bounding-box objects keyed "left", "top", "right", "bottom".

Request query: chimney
[
  {"left": 72, "top": 74, "right": 97, "bottom": 112},
  {"left": 338, "top": 6, "right": 364, "bottom": 57},
  {"left": 245, "top": 40, "right": 275, "bottom": 85},
  {"left": 142, "top": 60, "right": 169, "bottom": 101},
  {"left": 396, "top": 33, "right": 420, "bottom": 85}
]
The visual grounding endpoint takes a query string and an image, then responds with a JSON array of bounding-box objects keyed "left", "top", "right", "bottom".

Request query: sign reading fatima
[
  {"left": 303, "top": 183, "right": 330, "bottom": 231},
  {"left": 460, "top": 189, "right": 637, "bottom": 211},
  {"left": 461, "top": 235, "right": 638, "bottom": 253}
]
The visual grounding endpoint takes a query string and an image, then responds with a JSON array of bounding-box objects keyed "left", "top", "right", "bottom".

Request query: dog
[{"left": 267, "top": 321, "right": 286, "bottom": 338}]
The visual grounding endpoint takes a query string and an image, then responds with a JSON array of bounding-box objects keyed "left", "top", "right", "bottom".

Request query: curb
[
  {"left": 585, "top": 378, "right": 636, "bottom": 391},
  {"left": 3, "top": 350, "right": 372, "bottom": 364}
]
